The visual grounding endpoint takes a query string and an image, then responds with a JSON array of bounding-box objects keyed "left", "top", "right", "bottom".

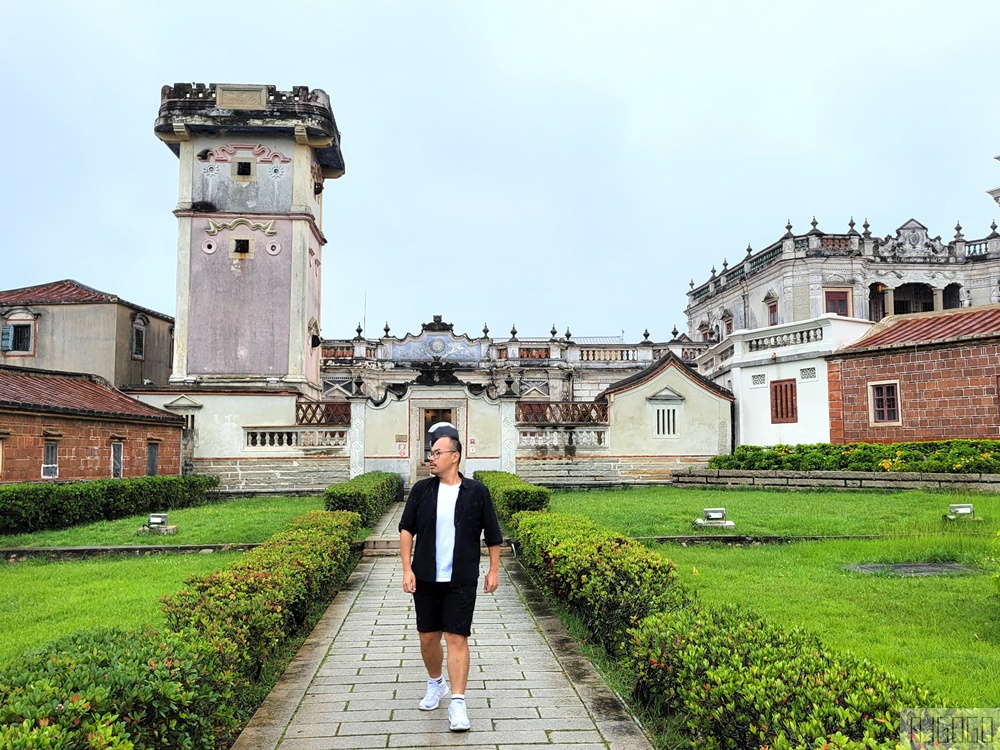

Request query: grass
[
  {"left": 550, "top": 485, "right": 1000, "bottom": 537},
  {"left": 0, "top": 552, "right": 243, "bottom": 665},
  {"left": 548, "top": 486, "right": 1000, "bottom": 708},
  {"left": 0, "top": 495, "right": 328, "bottom": 547}
]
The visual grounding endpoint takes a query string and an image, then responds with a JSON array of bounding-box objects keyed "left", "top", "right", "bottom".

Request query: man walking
[{"left": 399, "top": 424, "right": 503, "bottom": 732}]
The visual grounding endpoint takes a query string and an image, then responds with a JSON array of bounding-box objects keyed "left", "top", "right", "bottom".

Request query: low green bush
[
  {"left": 710, "top": 440, "right": 1000, "bottom": 474},
  {"left": 475, "top": 471, "right": 550, "bottom": 525},
  {"left": 627, "top": 604, "right": 936, "bottom": 750},
  {"left": 0, "top": 626, "right": 239, "bottom": 750},
  {"left": 323, "top": 471, "right": 401, "bottom": 527},
  {"left": 511, "top": 511, "right": 687, "bottom": 655},
  {"left": 161, "top": 510, "right": 361, "bottom": 682},
  {"left": 0, "top": 475, "right": 219, "bottom": 535}
]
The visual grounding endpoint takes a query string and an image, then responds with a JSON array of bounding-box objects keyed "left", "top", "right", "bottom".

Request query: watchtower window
[
  {"left": 236, "top": 161, "right": 252, "bottom": 176},
  {"left": 235, "top": 239, "right": 250, "bottom": 254}
]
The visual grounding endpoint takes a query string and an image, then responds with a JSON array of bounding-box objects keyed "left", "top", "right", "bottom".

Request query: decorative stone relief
[
  {"left": 390, "top": 335, "right": 487, "bottom": 362},
  {"left": 500, "top": 400, "right": 516, "bottom": 473},
  {"left": 205, "top": 143, "right": 291, "bottom": 164},
  {"left": 349, "top": 401, "right": 366, "bottom": 477},
  {"left": 205, "top": 218, "right": 277, "bottom": 236}
]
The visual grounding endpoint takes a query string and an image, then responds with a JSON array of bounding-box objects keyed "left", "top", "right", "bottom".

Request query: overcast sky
[{"left": 4, "top": 2, "right": 999, "bottom": 343}]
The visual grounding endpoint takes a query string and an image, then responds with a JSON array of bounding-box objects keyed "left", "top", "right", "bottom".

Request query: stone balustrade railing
[
  {"left": 518, "top": 426, "right": 609, "bottom": 449},
  {"left": 579, "top": 348, "right": 638, "bottom": 362},
  {"left": 245, "top": 427, "right": 349, "bottom": 450},
  {"left": 747, "top": 326, "right": 824, "bottom": 352}
]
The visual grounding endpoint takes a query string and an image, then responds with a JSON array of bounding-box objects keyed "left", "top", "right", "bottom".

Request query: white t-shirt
[{"left": 434, "top": 481, "right": 461, "bottom": 582}]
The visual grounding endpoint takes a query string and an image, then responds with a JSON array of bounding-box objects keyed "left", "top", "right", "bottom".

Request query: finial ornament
[
  {"left": 564, "top": 327, "right": 572, "bottom": 340},
  {"left": 811, "top": 216, "right": 818, "bottom": 230},
  {"left": 356, "top": 322, "right": 363, "bottom": 337},
  {"left": 550, "top": 324, "right": 558, "bottom": 339},
  {"left": 746, "top": 243, "right": 753, "bottom": 256},
  {"left": 671, "top": 324, "right": 679, "bottom": 338},
  {"left": 862, "top": 219, "right": 871, "bottom": 238},
  {"left": 510, "top": 324, "right": 517, "bottom": 340},
  {"left": 383, "top": 322, "right": 390, "bottom": 337},
  {"left": 955, "top": 221, "right": 964, "bottom": 241},
  {"left": 643, "top": 328, "right": 650, "bottom": 341},
  {"left": 849, "top": 217, "right": 856, "bottom": 231},
  {"left": 483, "top": 323, "right": 489, "bottom": 337},
  {"left": 710, "top": 265, "right": 717, "bottom": 277},
  {"left": 722, "top": 258, "right": 728, "bottom": 270},
  {"left": 786, "top": 220, "right": 793, "bottom": 233},
  {"left": 689, "top": 278, "right": 695, "bottom": 289}
]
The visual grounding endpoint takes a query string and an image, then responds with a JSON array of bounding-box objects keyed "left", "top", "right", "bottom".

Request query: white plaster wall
[
  {"left": 365, "top": 400, "right": 410, "bottom": 458},
  {"left": 136, "top": 392, "right": 298, "bottom": 457},
  {"left": 467, "top": 398, "right": 501, "bottom": 458},
  {"left": 734, "top": 356, "right": 830, "bottom": 446},
  {"left": 608, "top": 366, "right": 731, "bottom": 456}
]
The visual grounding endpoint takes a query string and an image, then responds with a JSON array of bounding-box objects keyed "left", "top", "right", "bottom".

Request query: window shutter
[{"left": 0, "top": 325, "right": 10, "bottom": 352}]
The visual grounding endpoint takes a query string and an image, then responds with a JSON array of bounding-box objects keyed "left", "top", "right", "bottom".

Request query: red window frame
[
  {"left": 825, "top": 290, "right": 849, "bottom": 316},
  {"left": 770, "top": 379, "right": 797, "bottom": 423}
]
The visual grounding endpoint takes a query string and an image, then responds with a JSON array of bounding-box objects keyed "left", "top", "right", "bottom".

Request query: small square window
[
  {"left": 236, "top": 161, "right": 252, "bottom": 176},
  {"left": 655, "top": 407, "right": 677, "bottom": 436},
  {"left": 871, "top": 383, "right": 900, "bottom": 423},
  {"left": 235, "top": 239, "right": 250, "bottom": 254}
]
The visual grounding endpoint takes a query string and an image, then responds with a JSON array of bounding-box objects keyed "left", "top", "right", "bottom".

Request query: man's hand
[
  {"left": 402, "top": 569, "right": 416, "bottom": 594},
  {"left": 483, "top": 569, "right": 499, "bottom": 594}
]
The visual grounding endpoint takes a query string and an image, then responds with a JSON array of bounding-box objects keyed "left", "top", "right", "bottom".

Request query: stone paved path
[{"left": 232, "top": 504, "right": 651, "bottom": 750}]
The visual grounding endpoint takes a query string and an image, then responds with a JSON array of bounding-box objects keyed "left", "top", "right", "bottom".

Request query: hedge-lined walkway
[{"left": 232, "top": 509, "right": 649, "bottom": 750}]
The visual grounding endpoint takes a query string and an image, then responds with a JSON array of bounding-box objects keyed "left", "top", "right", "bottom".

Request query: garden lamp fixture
[{"left": 148, "top": 513, "right": 168, "bottom": 528}]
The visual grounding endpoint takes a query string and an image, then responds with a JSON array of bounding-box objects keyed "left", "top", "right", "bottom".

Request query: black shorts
[{"left": 413, "top": 580, "right": 478, "bottom": 637}]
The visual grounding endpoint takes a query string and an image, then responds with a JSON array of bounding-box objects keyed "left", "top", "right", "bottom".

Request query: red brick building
[
  {"left": 0, "top": 365, "right": 183, "bottom": 483},
  {"left": 827, "top": 305, "right": 1000, "bottom": 443}
]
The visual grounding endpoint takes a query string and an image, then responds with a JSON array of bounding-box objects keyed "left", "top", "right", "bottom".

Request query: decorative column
[
  {"left": 932, "top": 287, "right": 943, "bottom": 311},
  {"left": 500, "top": 399, "right": 517, "bottom": 474},
  {"left": 349, "top": 399, "right": 366, "bottom": 478},
  {"left": 883, "top": 287, "right": 895, "bottom": 318}
]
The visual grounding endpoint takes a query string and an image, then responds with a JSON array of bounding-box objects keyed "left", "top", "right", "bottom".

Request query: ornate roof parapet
[{"left": 155, "top": 82, "right": 344, "bottom": 178}]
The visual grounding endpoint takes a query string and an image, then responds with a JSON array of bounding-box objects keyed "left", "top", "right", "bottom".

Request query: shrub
[
  {"left": 474, "top": 471, "right": 550, "bottom": 525},
  {"left": 161, "top": 510, "right": 361, "bottom": 682},
  {"left": 708, "top": 440, "right": 1000, "bottom": 474},
  {"left": 627, "top": 604, "right": 936, "bottom": 750},
  {"left": 0, "top": 475, "right": 219, "bottom": 535},
  {"left": 511, "top": 511, "right": 687, "bottom": 655},
  {"left": 323, "top": 472, "right": 401, "bottom": 527},
  {"left": 0, "top": 627, "right": 239, "bottom": 750}
]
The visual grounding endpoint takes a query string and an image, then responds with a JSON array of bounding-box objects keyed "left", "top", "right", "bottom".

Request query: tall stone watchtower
[{"left": 154, "top": 83, "right": 344, "bottom": 399}]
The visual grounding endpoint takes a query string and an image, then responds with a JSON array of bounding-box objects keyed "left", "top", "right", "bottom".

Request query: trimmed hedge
[
  {"left": 323, "top": 471, "right": 402, "bottom": 527},
  {"left": 627, "top": 605, "right": 936, "bottom": 750},
  {"left": 0, "top": 510, "right": 361, "bottom": 749},
  {"left": 711, "top": 440, "right": 1000, "bottom": 474},
  {"left": 0, "top": 626, "right": 239, "bottom": 750},
  {"left": 511, "top": 511, "right": 687, "bottom": 655},
  {"left": 474, "top": 471, "right": 550, "bottom": 525},
  {"left": 510, "top": 510, "right": 934, "bottom": 749},
  {"left": 0, "top": 475, "right": 219, "bottom": 535},
  {"left": 161, "top": 509, "right": 361, "bottom": 682}
]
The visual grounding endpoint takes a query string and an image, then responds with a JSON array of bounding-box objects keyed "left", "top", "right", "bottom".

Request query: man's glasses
[{"left": 427, "top": 450, "right": 458, "bottom": 459}]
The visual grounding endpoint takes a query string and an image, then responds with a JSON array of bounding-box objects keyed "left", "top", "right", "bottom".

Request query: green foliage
[
  {"left": 626, "top": 604, "right": 936, "bottom": 750},
  {"left": 474, "top": 471, "right": 550, "bottom": 525},
  {"left": 0, "top": 627, "right": 238, "bottom": 750},
  {"left": 323, "top": 471, "right": 401, "bottom": 527},
  {"left": 710, "top": 440, "right": 1000, "bottom": 474},
  {"left": 0, "top": 475, "right": 219, "bottom": 535},
  {"left": 511, "top": 512, "right": 688, "bottom": 655},
  {"left": 160, "top": 510, "right": 361, "bottom": 682}
]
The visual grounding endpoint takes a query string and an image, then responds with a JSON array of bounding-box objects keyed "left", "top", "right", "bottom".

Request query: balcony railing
[
  {"left": 747, "top": 326, "right": 824, "bottom": 352},
  {"left": 245, "top": 426, "right": 349, "bottom": 450},
  {"left": 579, "top": 348, "right": 638, "bottom": 362},
  {"left": 518, "top": 426, "right": 609, "bottom": 449},
  {"left": 297, "top": 400, "right": 351, "bottom": 425},
  {"left": 516, "top": 402, "right": 609, "bottom": 424}
]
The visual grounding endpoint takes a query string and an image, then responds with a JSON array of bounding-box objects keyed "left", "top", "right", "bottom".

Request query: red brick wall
[
  {"left": 0, "top": 411, "right": 182, "bottom": 483},
  {"left": 828, "top": 342, "right": 1000, "bottom": 444}
]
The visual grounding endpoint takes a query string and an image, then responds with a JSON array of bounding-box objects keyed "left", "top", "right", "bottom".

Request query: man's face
[{"left": 428, "top": 436, "right": 459, "bottom": 476}]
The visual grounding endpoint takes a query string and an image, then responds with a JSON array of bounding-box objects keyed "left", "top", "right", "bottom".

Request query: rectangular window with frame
[
  {"left": 146, "top": 442, "right": 159, "bottom": 476},
  {"left": 132, "top": 327, "right": 145, "bottom": 360},
  {"left": 655, "top": 407, "right": 678, "bottom": 436},
  {"left": 112, "top": 442, "right": 123, "bottom": 478},
  {"left": 770, "top": 378, "right": 798, "bottom": 423},
  {"left": 768, "top": 302, "right": 779, "bottom": 326},
  {"left": 825, "top": 290, "right": 850, "bottom": 316},
  {"left": 42, "top": 440, "right": 58, "bottom": 478},
  {"left": 2, "top": 323, "right": 33, "bottom": 353},
  {"left": 871, "top": 382, "right": 900, "bottom": 423}
]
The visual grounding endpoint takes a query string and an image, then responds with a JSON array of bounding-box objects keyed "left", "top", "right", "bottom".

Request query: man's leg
[
  {"left": 419, "top": 630, "right": 444, "bottom": 678},
  {"left": 443, "top": 632, "right": 470, "bottom": 695}
]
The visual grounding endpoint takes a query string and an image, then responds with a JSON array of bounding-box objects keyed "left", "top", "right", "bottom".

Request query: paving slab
[{"left": 231, "top": 504, "right": 653, "bottom": 750}]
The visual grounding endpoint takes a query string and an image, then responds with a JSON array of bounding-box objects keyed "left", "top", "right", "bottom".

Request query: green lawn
[
  {"left": 549, "top": 486, "right": 1000, "bottom": 707},
  {"left": 550, "top": 485, "right": 1000, "bottom": 537},
  {"left": 0, "top": 495, "right": 327, "bottom": 547},
  {"left": 0, "top": 552, "right": 243, "bottom": 664}
]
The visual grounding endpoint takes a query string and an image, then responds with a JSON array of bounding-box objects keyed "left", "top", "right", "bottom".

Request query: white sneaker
[
  {"left": 449, "top": 699, "right": 470, "bottom": 732},
  {"left": 419, "top": 679, "right": 449, "bottom": 710}
]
